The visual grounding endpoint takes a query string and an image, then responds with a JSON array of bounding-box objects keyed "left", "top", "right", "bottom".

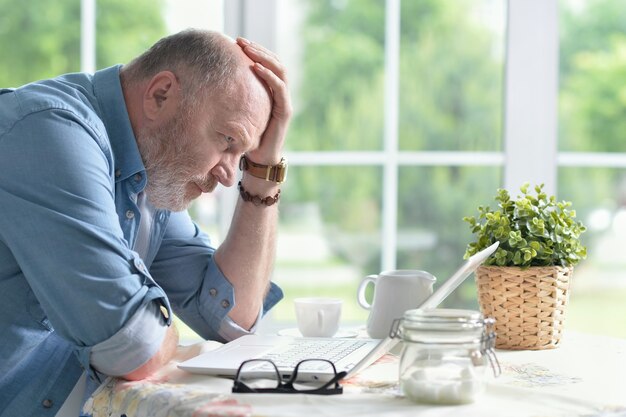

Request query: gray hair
[{"left": 121, "top": 29, "right": 239, "bottom": 104}]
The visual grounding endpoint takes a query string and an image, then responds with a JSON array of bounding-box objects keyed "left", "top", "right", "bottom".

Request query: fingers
[
  {"left": 237, "top": 37, "right": 287, "bottom": 83},
  {"left": 236, "top": 37, "right": 292, "bottom": 120},
  {"left": 253, "top": 62, "right": 292, "bottom": 119},
  {"left": 235, "top": 37, "right": 292, "bottom": 163}
]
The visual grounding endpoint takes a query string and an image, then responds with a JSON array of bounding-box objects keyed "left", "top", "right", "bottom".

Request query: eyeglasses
[{"left": 232, "top": 358, "right": 346, "bottom": 395}]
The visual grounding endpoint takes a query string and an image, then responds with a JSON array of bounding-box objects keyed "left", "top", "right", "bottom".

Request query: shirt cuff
[
  {"left": 217, "top": 305, "right": 264, "bottom": 341},
  {"left": 89, "top": 301, "right": 167, "bottom": 376}
]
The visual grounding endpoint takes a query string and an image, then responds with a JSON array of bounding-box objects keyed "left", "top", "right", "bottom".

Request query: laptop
[{"left": 178, "top": 242, "right": 499, "bottom": 381}]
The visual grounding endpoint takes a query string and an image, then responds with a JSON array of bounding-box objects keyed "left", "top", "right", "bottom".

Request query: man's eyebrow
[{"left": 232, "top": 125, "right": 253, "bottom": 151}]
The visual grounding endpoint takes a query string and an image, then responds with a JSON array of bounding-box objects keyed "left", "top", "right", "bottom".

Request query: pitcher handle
[{"left": 357, "top": 275, "right": 377, "bottom": 310}]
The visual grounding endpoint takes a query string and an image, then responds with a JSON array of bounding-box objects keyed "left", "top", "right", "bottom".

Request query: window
[
  {"left": 558, "top": 0, "right": 626, "bottom": 336},
  {"left": 240, "top": 0, "right": 507, "bottom": 327},
  {"left": 3, "top": 0, "right": 624, "bottom": 340},
  {"left": 236, "top": 0, "right": 626, "bottom": 338}
]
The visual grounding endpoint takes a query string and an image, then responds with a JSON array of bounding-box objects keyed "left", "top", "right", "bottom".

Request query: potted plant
[{"left": 463, "top": 183, "right": 587, "bottom": 350}]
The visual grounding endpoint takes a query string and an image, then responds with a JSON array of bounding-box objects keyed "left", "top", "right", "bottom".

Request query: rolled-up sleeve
[
  {"left": 217, "top": 306, "right": 263, "bottom": 341},
  {"left": 90, "top": 301, "right": 167, "bottom": 376},
  {"left": 0, "top": 107, "right": 171, "bottom": 373},
  {"left": 149, "top": 210, "right": 283, "bottom": 342}
]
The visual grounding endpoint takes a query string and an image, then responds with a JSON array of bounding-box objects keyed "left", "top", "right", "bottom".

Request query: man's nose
[{"left": 216, "top": 155, "right": 238, "bottom": 187}]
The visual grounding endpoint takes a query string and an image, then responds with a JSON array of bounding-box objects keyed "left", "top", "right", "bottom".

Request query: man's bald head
[{"left": 121, "top": 29, "right": 269, "bottom": 111}]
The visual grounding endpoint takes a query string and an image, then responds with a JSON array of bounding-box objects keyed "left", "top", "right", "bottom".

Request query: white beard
[{"left": 136, "top": 114, "right": 216, "bottom": 212}]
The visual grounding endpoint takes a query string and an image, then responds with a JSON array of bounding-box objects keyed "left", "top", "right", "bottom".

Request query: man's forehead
[{"left": 206, "top": 91, "right": 266, "bottom": 147}]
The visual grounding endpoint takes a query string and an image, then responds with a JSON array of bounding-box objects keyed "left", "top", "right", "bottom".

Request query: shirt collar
[{"left": 93, "top": 65, "right": 146, "bottom": 187}]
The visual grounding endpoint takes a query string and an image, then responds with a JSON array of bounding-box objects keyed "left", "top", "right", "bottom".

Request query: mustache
[{"left": 194, "top": 175, "right": 218, "bottom": 193}]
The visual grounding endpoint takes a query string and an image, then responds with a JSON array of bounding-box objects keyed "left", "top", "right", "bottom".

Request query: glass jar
[{"left": 390, "top": 308, "right": 500, "bottom": 405}]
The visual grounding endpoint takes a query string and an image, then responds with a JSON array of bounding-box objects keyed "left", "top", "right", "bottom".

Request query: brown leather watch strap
[{"left": 239, "top": 155, "right": 288, "bottom": 183}]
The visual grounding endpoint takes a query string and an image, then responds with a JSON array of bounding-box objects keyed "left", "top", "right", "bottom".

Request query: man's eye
[{"left": 224, "top": 136, "right": 234, "bottom": 150}]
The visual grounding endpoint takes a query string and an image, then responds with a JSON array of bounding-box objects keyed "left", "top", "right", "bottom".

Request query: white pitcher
[{"left": 357, "top": 270, "right": 436, "bottom": 339}]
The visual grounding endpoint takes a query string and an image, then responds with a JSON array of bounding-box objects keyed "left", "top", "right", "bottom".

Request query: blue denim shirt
[{"left": 0, "top": 65, "right": 283, "bottom": 417}]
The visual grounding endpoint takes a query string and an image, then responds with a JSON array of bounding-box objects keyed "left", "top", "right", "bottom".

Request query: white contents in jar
[{"left": 401, "top": 362, "right": 484, "bottom": 405}]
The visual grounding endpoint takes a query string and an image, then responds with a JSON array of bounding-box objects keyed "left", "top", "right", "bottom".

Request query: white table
[{"left": 84, "top": 332, "right": 626, "bottom": 417}]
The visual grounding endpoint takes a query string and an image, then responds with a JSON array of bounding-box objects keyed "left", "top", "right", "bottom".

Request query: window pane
[
  {"left": 0, "top": 0, "right": 81, "bottom": 86},
  {"left": 397, "top": 166, "right": 501, "bottom": 309},
  {"left": 96, "top": 0, "right": 167, "bottom": 68},
  {"left": 398, "top": 0, "right": 506, "bottom": 151},
  {"left": 559, "top": 168, "right": 626, "bottom": 338},
  {"left": 284, "top": 0, "right": 386, "bottom": 151},
  {"left": 558, "top": 0, "right": 626, "bottom": 339},
  {"left": 269, "top": 166, "right": 382, "bottom": 325},
  {"left": 96, "top": 0, "right": 223, "bottom": 67},
  {"left": 559, "top": 0, "right": 626, "bottom": 152}
]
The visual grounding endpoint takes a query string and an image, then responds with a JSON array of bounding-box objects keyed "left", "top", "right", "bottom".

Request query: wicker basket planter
[{"left": 475, "top": 265, "right": 573, "bottom": 350}]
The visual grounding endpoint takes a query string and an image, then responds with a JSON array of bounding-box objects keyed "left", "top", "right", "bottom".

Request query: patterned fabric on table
[
  {"left": 85, "top": 377, "right": 251, "bottom": 417},
  {"left": 83, "top": 341, "right": 254, "bottom": 417}
]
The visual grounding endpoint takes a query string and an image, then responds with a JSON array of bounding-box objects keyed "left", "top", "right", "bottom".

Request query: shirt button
[
  {"left": 134, "top": 173, "right": 142, "bottom": 182},
  {"left": 126, "top": 210, "right": 135, "bottom": 219},
  {"left": 133, "top": 258, "right": 147, "bottom": 273},
  {"left": 115, "top": 169, "right": 122, "bottom": 178},
  {"left": 42, "top": 399, "right": 53, "bottom": 408},
  {"left": 209, "top": 288, "right": 217, "bottom": 297},
  {"left": 221, "top": 299, "right": 230, "bottom": 308}
]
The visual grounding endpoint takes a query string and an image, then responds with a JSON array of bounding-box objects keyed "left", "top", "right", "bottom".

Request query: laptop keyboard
[{"left": 260, "top": 339, "right": 367, "bottom": 369}]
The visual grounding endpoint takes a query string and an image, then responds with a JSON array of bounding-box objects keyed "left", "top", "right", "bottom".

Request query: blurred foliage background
[{"left": 0, "top": 0, "right": 165, "bottom": 86}]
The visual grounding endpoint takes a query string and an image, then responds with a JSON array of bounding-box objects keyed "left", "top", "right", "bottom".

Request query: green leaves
[{"left": 464, "top": 183, "right": 587, "bottom": 268}]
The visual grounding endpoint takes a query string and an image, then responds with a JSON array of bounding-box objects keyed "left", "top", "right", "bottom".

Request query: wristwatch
[{"left": 239, "top": 155, "right": 288, "bottom": 183}]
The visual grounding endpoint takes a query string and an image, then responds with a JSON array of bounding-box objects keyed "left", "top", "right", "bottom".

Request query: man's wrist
[{"left": 238, "top": 181, "right": 280, "bottom": 206}]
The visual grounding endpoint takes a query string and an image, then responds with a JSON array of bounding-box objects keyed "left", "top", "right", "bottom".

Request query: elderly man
[{"left": 0, "top": 29, "right": 290, "bottom": 416}]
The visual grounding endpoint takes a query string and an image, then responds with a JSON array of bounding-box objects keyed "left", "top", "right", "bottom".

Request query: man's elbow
[{"left": 121, "top": 324, "right": 179, "bottom": 380}]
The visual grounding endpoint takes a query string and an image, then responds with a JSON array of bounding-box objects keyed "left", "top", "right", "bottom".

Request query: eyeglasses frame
[{"left": 232, "top": 358, "right": 346, "bottom": 395}]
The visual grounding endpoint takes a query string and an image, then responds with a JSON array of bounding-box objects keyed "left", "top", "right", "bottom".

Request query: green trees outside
[
  {"left": 0, "top": 0, "right": 165, "bottom": 87},
  {"left": 286, "top": 0, "right": 504, "bottom": 307},
  {"left": 395, "top": 0, "right": 503, "bottom": 293},
  {"left": 558, "top": 0, "right": 626, "bottom": 258},
  {"left": 285, "top": 0, "right": 625, "bottom": 309},
  {"left": 560, "top": 0, "right": 626, "bottom": 153}
]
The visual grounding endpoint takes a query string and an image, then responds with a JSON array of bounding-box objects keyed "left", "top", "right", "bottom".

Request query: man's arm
[
  {"left": 214, "top": 176, "right": 281, "bottom": 329},
  {"left": 214, "top": 38, "right": 292, "bottom": 330},
  {"left": 123, "top": 323, "right": 179, "bottom": 380},
  {"left": 0, "top": 102, "right": 176, "bottom": 379}
]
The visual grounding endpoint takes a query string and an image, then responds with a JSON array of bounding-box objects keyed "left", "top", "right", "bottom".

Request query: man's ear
[{"left": 143, "top": 71, "right": 180, "bottom": 121}]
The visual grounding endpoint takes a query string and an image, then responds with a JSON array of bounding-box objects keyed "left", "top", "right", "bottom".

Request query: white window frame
[
  {"left": 80, "top": 0, "right": 96, "bottom": 73},
  {"left": 504, "top": 0, "right": 558, "bottom": 196}
]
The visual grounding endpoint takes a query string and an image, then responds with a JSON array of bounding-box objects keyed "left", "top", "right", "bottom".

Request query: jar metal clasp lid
[
  {"left": 482, "top": 317, "right": 501, "bottom": 377},
  {"left": 389, "top": 318, "right": 403, "bottom": 339},
  {"left": 389, "top": 311, "right": 501, "bottom": 378}
]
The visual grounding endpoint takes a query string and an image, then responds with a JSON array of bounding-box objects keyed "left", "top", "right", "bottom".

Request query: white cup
[{"left": 294, "top": 297, "right": 343, "bottom": 337}]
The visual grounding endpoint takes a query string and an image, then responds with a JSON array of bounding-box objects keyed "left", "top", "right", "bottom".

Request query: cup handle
[
  {"left": 318, "top": 310, "right": 324, "bottom": 328},
  {"left": 357, "top": 275, "right": 377, "bottom": 310}
]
